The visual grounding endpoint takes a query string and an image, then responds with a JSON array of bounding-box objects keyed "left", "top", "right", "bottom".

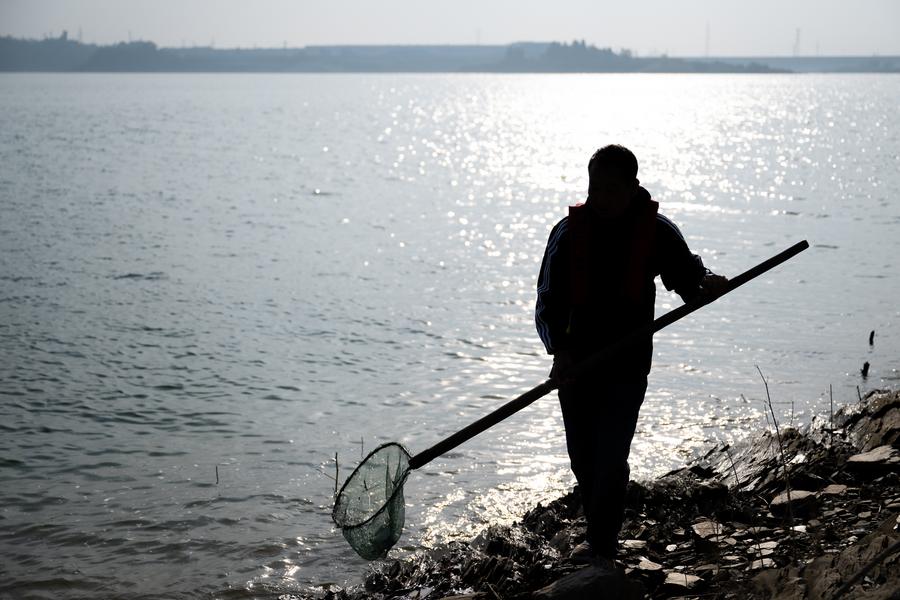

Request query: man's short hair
[{"left": 588, "top": 145, "right": 638, "bottom": 182}]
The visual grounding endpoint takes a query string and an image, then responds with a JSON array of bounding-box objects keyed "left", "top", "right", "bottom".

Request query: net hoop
[{"left": 331, "top": 441, "right": 412, "bottom": 531}]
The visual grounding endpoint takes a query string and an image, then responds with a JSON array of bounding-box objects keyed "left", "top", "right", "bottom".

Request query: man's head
[{"left": 586, "top": 144, "right": 640, "bottom": 217}]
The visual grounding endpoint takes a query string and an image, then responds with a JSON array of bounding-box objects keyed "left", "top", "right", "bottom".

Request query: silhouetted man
[{"left": 535, "top": 144, "right": 726, "bottom": 569}]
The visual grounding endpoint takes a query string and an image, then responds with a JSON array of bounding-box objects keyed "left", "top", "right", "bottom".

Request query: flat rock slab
[
  {"left": 770, "top": 490, "right": 817, "bottom": 517},
  {"left": 692, "top": 519, "right": 725, "bottom": 539},
  {"left": 819, "top": 484, "right": 849, "bottom": 495},
  {"left": 845, "top": 389, "right": 900, "bottom": 451},
  {"left": 636, "top": 557, "right": 664, "bottom": 571},
  {"left": 846, "top": 444, "right": 899, "bottom": 470},
  {"left": 750, "top": 557, "right": 776, "bottom": 570},
  {"left": 663, "top": 571, "right": 703, "bottom": 590}
]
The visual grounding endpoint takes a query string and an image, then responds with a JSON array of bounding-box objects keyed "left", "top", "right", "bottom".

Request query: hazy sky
[{"left": 2, "top": 0, "right": 899, "bottom": 56}]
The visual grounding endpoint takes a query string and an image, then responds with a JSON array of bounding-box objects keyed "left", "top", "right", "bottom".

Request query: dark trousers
[{"left": 558, "top": 376, "right": 647, "bottom": 559}]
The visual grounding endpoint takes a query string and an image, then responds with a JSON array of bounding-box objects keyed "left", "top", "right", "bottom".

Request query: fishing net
[{"left": 332, "top": 442, "right": 412, "bottom": 560}]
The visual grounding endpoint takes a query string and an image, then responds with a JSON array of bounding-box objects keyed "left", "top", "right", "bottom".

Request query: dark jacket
[{"left": 535, "top": 188, "right": 708, "bottom": 376}]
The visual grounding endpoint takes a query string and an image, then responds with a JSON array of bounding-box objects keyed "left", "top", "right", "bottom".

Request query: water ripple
[{"left": 1, "top": 72, "right": 898, "bottom": 598}]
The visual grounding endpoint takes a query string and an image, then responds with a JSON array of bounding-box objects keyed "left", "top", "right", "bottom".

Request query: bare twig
[
  {"left": 757, "top": 392, "right": 773, "bottom": 429},
  {"left": 790, "top": 398, "right": 795, "bottom": 429},
  {"left": 334, "top": 452, "right": 340, "bottom": 497},
  {"left": 487, "top": 583, "right": 502, "bottom": 600},
  {"left": 724, "top": 446, "right": 741, "bottom": 488},
  {"left": 756, "top": 366, "right": 794, "bottom": 534},
  {"left": 829, "top": 384, "right": 834, "bottom": 444},
  {"left": 316, "top": 466, "right": 336, "bottom": 481},
  {"left": 215, "top": 464, "right": 219, "bottom": 485}
]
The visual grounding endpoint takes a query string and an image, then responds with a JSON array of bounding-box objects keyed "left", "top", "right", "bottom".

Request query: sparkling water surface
[{"left": 1, "top": 73, "right": 898, "bottom": 598}]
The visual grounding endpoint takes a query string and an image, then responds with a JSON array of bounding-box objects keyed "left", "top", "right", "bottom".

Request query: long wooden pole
[{"left": 408, "top": 240, "right": 809, "bottom": 471}]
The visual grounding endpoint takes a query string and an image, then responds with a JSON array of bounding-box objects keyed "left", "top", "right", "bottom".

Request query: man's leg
[
  {"left": 559, "top": 377, "right": 647, "bottom": 559},
  {"left": 558, "top": 381, "right": 593, "bottom": 507}
]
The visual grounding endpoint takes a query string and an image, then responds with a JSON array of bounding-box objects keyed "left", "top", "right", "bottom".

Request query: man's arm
[{"left": 655, "top": 213, "right": 727, "bottom": 302}]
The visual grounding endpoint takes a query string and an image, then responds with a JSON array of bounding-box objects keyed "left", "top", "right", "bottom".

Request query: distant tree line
[
  {"left": 2, "top": 34, "right": 898, "bottom": 73},
  {"left": 486, "top": 40, "right": 783, "bottom": 73}
]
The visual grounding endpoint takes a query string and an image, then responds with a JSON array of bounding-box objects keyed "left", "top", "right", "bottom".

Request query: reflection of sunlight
[
  {"left": 660, "top": 201, "right": 744, "bottom": 215},
  {"left": 280, "top": 72, "right": 898, "bottom": 586},
  {"left": 420, "top": 487, "right": 466, "bottom": 529},
  {"left": 470, "top": 467, "right": 572, "bottom": 525},
  {"left": 415, "top": 402, "right": 570, "bottom": 547},
  {"left": 7, "top": 70, "right": 899, "bottom": 599}
]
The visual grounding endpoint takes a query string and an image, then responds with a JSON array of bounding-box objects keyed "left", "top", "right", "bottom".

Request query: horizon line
[{"left": 4, "top": 34, "right": 898, "bottom": 59}]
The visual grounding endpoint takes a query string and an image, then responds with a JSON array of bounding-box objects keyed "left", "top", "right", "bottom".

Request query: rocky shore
[{"left": 317, "top": 389, "right": 899, "bottom": 599}]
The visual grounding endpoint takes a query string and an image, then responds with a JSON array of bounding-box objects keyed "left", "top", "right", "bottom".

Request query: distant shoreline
[{"left": 3, "top": 35, "right": 899, "bottom": 74}]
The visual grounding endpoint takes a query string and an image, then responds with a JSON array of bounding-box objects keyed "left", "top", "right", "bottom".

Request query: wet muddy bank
[{"left": 313, "top": 389, "right": 899, "bottom": 599}]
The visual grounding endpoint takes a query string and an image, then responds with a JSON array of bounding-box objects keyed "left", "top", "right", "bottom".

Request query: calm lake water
[{"left": 1, "top": 73, "right": 898, "bottom": 598}]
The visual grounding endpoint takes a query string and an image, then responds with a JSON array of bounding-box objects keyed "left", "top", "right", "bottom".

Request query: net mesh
[{"left": 332, "top": 442, "right": 412, "bottom": 560}]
